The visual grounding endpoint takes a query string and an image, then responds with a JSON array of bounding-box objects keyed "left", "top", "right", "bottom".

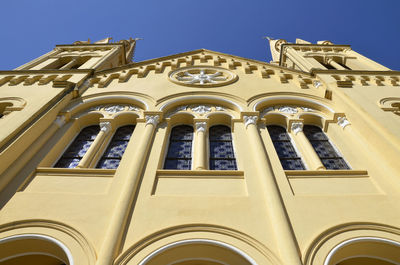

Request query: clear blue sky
[{"left": 1, "top": 0, "right": 399, "bottom": 70}]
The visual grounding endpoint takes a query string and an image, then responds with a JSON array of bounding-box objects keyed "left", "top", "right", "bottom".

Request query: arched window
[
  {"left": 303, "top": 125, "right": 349, "bottom": 170},
  {"left": 164, "top": 125, "right": 193, "bottom": 170},
  {"left": 55, "top": 125, "right": 100, "bottom": 168},
  {"left": 96, "top": 125, "right": 135, "bottom": 169},
  {"left": 267, "top": 125, "right": 305, "bottom": 170},
  {"left": 209, "top": 125, "right": 237, "bottom": 170}
]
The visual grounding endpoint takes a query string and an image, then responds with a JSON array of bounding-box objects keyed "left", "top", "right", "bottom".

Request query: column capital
[
  {"left": 243, "top": 115, "right": 258, "bottom": 128},
  {"left": 53, "top": 115, "right": 67, "bottom": 128},
  {"left": 145, "top": 115, "right": 160, "bottom": 126},
  {"left": 291, "top": 122, "right": 303, "bottom": 135},
  {"left": 195, "top": 121, "right": 207, "bottom": 133},
  {"left": 100, "top": 121, "right": 112, "bottom": 133},
  {"left": 337, "top": 116, "right": 351, "bottom": 129}
]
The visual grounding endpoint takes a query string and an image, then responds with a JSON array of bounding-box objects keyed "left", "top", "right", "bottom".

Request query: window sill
[
  {"left": 283, "top": 170, "right": 382, "bottom": 196},
  {"left": 36, "top": 167, "right": 116, "bottom": 177},
  {"left": 285, "top": 169, "right": 368, "bottom": 178},
  {"left": 156, "top": 169, "right": 244, "bottom": 179}
]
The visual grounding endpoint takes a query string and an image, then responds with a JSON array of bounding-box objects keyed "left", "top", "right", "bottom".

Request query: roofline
[
  {"left": 55, "top": 43, "right": 124, "bottom": 47},
  {"left": 94, "top": 48, "right": 312, "bottom": 76}
]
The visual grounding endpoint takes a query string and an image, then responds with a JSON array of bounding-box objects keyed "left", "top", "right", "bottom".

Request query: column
[
  {"left": 243, "top": 115, "right": 302, "bottom": 265},
  {"left": 60, "top": 58, "right": 79, "bottom": 70},
  {"left": 96, "top": 115, "right": 159, "bottom": 265},
  {"left": 290, "top": 122, "right": 325, "bottom": 170},
  {"left": 194, "top": 121, "right": 207, "bottom": 170},
  {"left": 327, "top": 58, "right": 347, "bottom": 70},
  {"left": 76, "top": 121, "right": 111, "bottom": 168}
]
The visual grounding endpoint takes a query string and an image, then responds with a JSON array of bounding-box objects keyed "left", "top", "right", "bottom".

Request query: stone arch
[
  {"left": 324, "top": 237, "right": 400, "bottom": 265},
  {"left": 304, "top": 222, "right": 400, "bottom": 265},
  {"left": 0, "top": 234, "right": 72, "bottom": 265},
  {"left": 379, "top": 97, "right": 400, "bottom": 116},
  {"left": 0, "top": 219, "right": 96, "bottom": 265},
  {"left": 158, "top": 95, "right": 244, "bottom": 114},
  {"left": 252, "top": 95, "right": 335, "bottom": 117},
  {"left": 0, "top": 97, "right": 27, "bottom": 118},
  {"left": 63, "top": 92, "right": 152, "bottom": 118},
  {"left": 138, "top": 239, "right": 258, "bottom": 265},
  {"left": 115, "top": 224, "right": 280, "bottom": 265}
]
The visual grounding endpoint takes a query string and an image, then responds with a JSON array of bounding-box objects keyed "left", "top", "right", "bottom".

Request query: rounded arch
[
  {"left": 263, "top": 113, "right": 289, "bottom": 128},
  {"left": 115, "top": 224, "right": 280, "bottom": 265},
  {"left": 324, "top": 237, "right": 400, "bottom": 265},
  {"left": 250, "top": 94, "right": 335, "bottom": 115},
  {"left": 158, "top": 95, "right": 244, "bottom": 113},
  {"left": 207, "top": 113, "right": 234, "bottom": 127},
  {"left": 0, "top": 219, "right": 96, "bottom": 265},
  {"left": 379, "top": 97, "right": 400, "bottom": 110},
  {"left": 0, "top": 97, "right": 26, "bottom": 110},
  {"left": 138, "top": 239, "right": 258, "bottom": 265},
  {"left": 0, "top": 234, "right": 73, "bottom": 265},
  {"left": 63, "top": 92, "right": 152, "bottom": 117},
  {"left": 157, "top": 92, "right": 246, "bottom": 111},
  {"left": 304, "top": 222, "right": 400, "bottom": 265}
]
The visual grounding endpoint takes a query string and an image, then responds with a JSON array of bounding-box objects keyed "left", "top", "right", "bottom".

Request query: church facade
[{"left": 0, "top": 37, "right": 400, "bottom": 265}]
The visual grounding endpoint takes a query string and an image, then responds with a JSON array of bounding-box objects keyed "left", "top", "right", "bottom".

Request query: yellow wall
[{"left": 1, "top": 38, "right": 400, "bottom": 265}]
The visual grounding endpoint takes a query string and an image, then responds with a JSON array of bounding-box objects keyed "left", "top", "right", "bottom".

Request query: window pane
[
  {"left": 164, "top": 125, "right": 193, "bottom": 170},
  {"left": 267, "top": 125, "right": 305, "bottom": 170},
  {"left": 303, "top": 125, "right": 349, "bottom": 170},
  {"left": 280, "top": 159, "right": 305, "bottom": 170},
  {"left": 209, "top": 125, "right": 237, "bottom": 170},
  {"left": 96, "top": 125, "right": 135, "bottom": 169},
  {"left": 55, "top": 125, "right": 100, "bottom": 168},
  {"left": 164, "top": 159, "right": 191, "bottom": 170},
  {"left": 209, "top": 159, "right": 237, "bottom": 170}
]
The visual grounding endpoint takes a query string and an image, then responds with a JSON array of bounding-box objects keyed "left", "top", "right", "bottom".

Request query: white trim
[
  {"left": 0, "top": 234, "right": 74, "bottom": 265},
  {"left": 138, "top": 239, "right": 258, "bottom": 265},
  {"left": 253, "top": 96, "right": 334, "bottom": 113},
  {"left": 336, "top": 255, "right": 400, "bottom": 265},
  {"left": 168, "top": 257, "right": 229, "bottom": 265},
  {"left": 159, "top": 96, "right": 243, "bottom": 111},
  {"left": 324, "top": 237, "right": 400, "bottom": 265},
  {"left": 0, "top": 252, "right": 63, "bottom": 263}
]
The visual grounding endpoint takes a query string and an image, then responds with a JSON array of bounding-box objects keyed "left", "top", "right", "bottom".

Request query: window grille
[
  {"left": 303, "top": 125, "right": 349, "bottom": 170},
  {"left": 164, "top": 125, "right": 193, "bottom": 170},
  {"left": 209, "top": 125, "right": 237, "bottom": 170},
  {"left": 96, "top": 125, "right": 135, "bottom": 169},
  {"left": 267, "top": 125, "right": 305, "bottom": 170},
  {"left": 55, "top": 125, "right": 100, "bottom": 168}
]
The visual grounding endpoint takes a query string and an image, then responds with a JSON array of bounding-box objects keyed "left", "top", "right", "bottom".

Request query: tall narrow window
[
  {"left": 96, "top": 125, "right": 135, "bottom": 169},
  {"left": 55, "top": 125, "right": 100, "bottom": 168},
  {"left": 267, "top": 125, "right": 305, "bottom": 170},
  {"left": 303, "top": 125, "right": 349, "bottom": 170},
  {"left": 164, "top": 125, "right": 193, "bottom": 170},
  {"left": 209, "top": 125, "right": 237, "bottom": 170}
]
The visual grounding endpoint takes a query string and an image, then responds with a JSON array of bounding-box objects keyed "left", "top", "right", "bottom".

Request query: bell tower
[
  {"left": 15, "top": 37, "right": 137, "bottom": 71},
  {"left": 268, "top": 38, "right": 390, "bottom": 72}
]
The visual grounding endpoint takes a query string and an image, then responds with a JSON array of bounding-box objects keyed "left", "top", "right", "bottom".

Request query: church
[{"left": 0, "top": 37, "right": 400, "bottom": 265}]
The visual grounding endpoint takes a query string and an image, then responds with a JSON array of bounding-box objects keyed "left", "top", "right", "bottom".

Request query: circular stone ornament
[{"left": 169, "top": 66, "right": 238, "bottom": 87}]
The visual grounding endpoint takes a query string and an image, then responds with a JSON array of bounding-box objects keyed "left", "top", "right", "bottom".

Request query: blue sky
[{"left": 1, "top": 0, "right": 399, "bottom": 70}]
